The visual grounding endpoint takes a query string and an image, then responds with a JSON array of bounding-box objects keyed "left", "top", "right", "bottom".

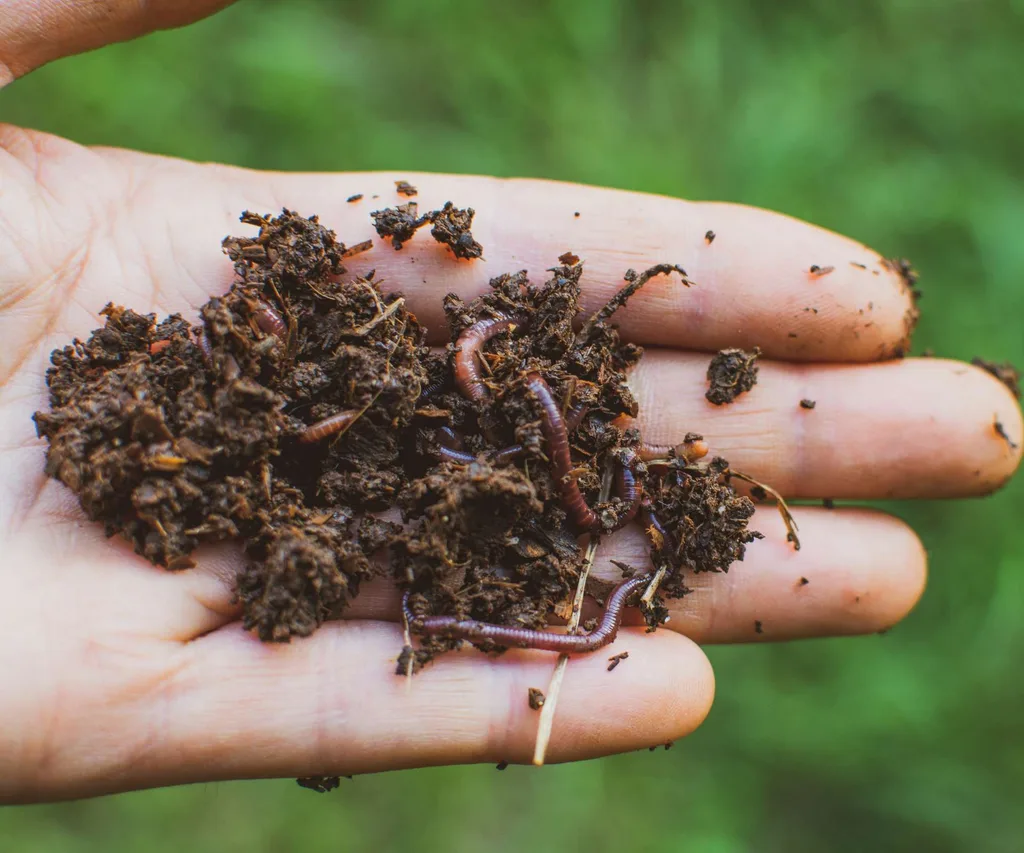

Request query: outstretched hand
[{"left": 1, "top": 0, "right": 1020, "bottom": 803}]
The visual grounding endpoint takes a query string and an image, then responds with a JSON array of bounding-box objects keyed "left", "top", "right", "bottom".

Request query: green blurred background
[{"left": 2, "top": 1, "right": 1022, "bottom": 850}]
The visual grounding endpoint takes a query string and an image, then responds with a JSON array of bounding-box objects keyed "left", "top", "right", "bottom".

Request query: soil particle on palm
[
  {"left": 800, "top": 399, "right": 816, "bottom": 410},
  {"left": 370, "top": 200, "right": 483, "bottom": 259},
  {"left": 705, "top": 230, "right": 715, "bottom": 244},
  {"left": 705, "top": 347, "right": 761, "bottom": 405},
  {"left": 607, "top": 651, "right": 629, "bottom": 671},
  {"left": 754, "top": 620, "right": 763, "bottom": 634},
  {"left": 371, "top": 201, "right": 427, "bottom": 250},
  {"left": 972, "top": 358, "right": 1021, "bottom": 399},
  {"left": 395, "top": 180, "right": 418, "bottom": 197},
  {"left": 809, "top": 265, "right": 834, "bottom": 277},
  {"left": 528, "top": 687, "right": 546, "bottom": 709},
  {"left": 346, "top": 194, "right": 363, "bottom": 203},
  {"left": 428, "top": 202, "right": 482, "bottom": 260}
]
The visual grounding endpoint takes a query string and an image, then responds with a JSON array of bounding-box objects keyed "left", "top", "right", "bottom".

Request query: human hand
[{"left": 1, "top": 1, "right": 1020, "bottom": 804}]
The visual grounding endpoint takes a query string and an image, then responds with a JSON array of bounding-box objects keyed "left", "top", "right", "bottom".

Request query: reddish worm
[
  {"left": 253, "top": 301, "right": 287, "bottom": 338},
  {"left": 298, "top": 409, "right": 360, "bottom": 444},
  {"left": 404, "top": 573, "right": 651, "bottom": 653},
  {"left": 453, "top": 313, "right": 526, "bottom": 402},
  {"left": 525, "top": 371, "right": 601, "bottom": 532}
]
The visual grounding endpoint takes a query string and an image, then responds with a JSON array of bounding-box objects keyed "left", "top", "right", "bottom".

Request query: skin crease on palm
[{"left": 0, "top": 1, "right": 1021, "bottom": 806}]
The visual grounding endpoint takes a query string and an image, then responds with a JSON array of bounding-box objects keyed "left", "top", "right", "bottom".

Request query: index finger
[{"left": 241, "top": 170, "right": 918, "bottom": 361}]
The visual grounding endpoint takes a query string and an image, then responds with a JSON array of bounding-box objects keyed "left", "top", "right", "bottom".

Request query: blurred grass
[{"left": 2, "top": 0, "right": 1023, "bottom": 850}]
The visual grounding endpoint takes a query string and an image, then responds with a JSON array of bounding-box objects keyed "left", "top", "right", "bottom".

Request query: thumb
[{"left": 0, "top": 0, "right": 236, "bottom": 86}]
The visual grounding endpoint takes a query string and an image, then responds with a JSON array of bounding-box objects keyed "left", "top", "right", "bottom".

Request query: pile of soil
[{"left": 33, "top": 205, "right": 764, "bottom": 666}]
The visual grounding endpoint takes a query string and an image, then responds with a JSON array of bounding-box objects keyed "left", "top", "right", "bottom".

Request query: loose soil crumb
[
  {"left": 297, "top": 776, "right": 341, "bottom": 793},
  {"left": 754, "top": 620, "right": 763, "bottom": 634},
  {"left": 705, "top": 230, "right": 715, "bottom": 244},
  {"left": 799, "top": 577, "right": 810, "bottom": 586},
  {"left": 809, "top": 265, "right": 834, "bottom": 277},
  {"left": 370, "top": 200, "right": 483, "bottom": 259},
  {"left": 972, "top": 358, "right": 1021, "bottom": 400},
  {"left": 607, "top": 651, "right": 629, "bottom": 671},
  {"left": 496, "top": 761, "right": 509, "bottom": 771},
  {"left": 346, "top": 194, "right": 363, "bottom": 203},
  {"left": 395, "top": 180, "right": 418, "bottom": 197},
  {"left": 528, "top": 688, "right": 546, "bottom": 710},
  {"left": 428, "top": 202, "right": 483, "bottom": 260},
  {"left": 800, "top": 399, "right": 816, "bottom": 410},
  {"left": 705, "top": 347, "right": 761, "bottom": 405}
]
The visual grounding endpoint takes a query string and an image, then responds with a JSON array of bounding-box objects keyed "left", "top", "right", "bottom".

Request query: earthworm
[
  {"left": 403, "top": 573, "right": 651, "bottom": 653},
  {"left": 433, "top": 402, "right": 586, "bottom": 469},
  {"left": 453, "top": 313, "right": 526, "bottom": 403},
  {"left": 298, "top": 409, "right": 360, "bottom": 443},
  {"left": 253, "top": 301, "right": 287, "bottom": 338},
  {"left": 195, "top": 328, "right": 213, "bottom": 364},
  {"left": 638, "top": 436, "right": 709, "bottom": 465},
  {"left": 525, "top": 371, "right": 600, "bottom": 532},
  {"left": 564, "top": 402, "right": 589, "bottom": 433},
  {"left": 419, "top": 377, "right": 447, "bottom": 400},
  {"left": 610, "top": 448, "right": 642, "bottom": 530},
  {"left": 638, "top": 495, "right": 670, "bottom": 552},
  {"left": 436, "top": 439, "right": 525, "bottom": 466},
  {"left": 437, "top": 445, "right": 478, "bottom": 465},
  {"left": 436, "top": 425, "right": 466, "bottom": 451}
]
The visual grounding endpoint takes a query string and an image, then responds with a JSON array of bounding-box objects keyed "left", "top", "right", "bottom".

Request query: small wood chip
[{"left": 607, "top": 651, "right": 629, "bottom": 671}]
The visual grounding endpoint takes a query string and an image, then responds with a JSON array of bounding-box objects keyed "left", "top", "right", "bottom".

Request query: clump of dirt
[
  {"left": 705, "top": 347, "right": 761, "bottom": 405},
  {"left": 972, "top": 358, "right": 1021, "bottom": 400},
  {"left": 371, "top": 200, "right": 482, "bottom": 259},
  {"left": 33, "top": 206, "right": 765, "bottom": 669}
]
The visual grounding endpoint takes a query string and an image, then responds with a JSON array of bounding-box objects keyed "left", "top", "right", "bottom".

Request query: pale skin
[{"left": 0, "top": 1, "right": 1020, "bottom": 805}]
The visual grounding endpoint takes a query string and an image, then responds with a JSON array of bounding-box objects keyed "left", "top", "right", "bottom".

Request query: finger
[
  {"left": 0, "top": 0, "right": 235, "bottom": 84},
  {"left": 90, "top": 154, "right": 917, "bottom": 361},
  {"left": 182, "top": 504, "right": 925, "bottom": 647},
  {"left": 90, "top": 621, "right": 712, "bottom": 795},
  {"left": 248, "top": 171, "right": 918, "bottom": 361},
  {"left": 601, "top": 506, "right": 927, "bottom": 643},
  {"left": 631, "top": 352, "right": 1023, "bottom": 499},
  {"left": 342, "top": 506, "right": 926, "bottom": 642}
]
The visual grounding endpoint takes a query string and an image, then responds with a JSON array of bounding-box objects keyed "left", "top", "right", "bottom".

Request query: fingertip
[
  {"left": 965, "top": 362, "right": 1023, "bottom": 490},
  {"left": 501, "top": 629, "right": 715, "bottom": 764}
]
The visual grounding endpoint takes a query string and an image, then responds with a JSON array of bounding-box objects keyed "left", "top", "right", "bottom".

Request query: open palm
[{"left": 1, "top": 3, "right": 1020, "bottom": 805}]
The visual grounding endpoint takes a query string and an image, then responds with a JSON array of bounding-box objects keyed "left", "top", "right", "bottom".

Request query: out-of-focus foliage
[{"left": 2, "top": 1, "right": 1022, "bottom": 850}]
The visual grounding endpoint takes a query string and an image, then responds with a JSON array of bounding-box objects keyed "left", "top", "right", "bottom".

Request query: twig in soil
[
  {"left": 337, "top": 296, "right": 405, "bottom": 337},
  {"left": 730, "top": 469, "right": 800, "bottom": 550},
  {"left": 577, "top": 264, "right": 690, "bottom": 344},
  {"left": 533, "top": 457, "right": 614, "bottom": 766}
]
